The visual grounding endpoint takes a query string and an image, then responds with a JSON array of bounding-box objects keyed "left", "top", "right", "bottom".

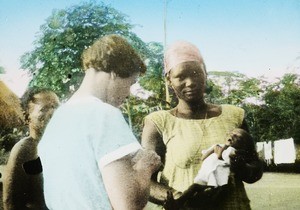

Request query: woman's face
[
  {"left": 108, "top": 73, "right": 138, "bottom": 107},
  {"left": 168, "top": 61, "right": 206, "bottom": 103}
]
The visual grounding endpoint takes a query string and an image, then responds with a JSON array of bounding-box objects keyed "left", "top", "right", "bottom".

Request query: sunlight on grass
[{"left": 245, "top": 172, "right": 300, "bottom": 210}]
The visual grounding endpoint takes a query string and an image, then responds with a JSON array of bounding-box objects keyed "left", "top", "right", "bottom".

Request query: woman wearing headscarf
[{"left": 142, "top": 40, "right": 263, "bottom": 210}]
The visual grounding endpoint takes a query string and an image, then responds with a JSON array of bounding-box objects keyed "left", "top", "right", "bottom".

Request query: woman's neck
[
  {"left": 29, "top": 127, "right": 42, "bottom": 141},
  {"left": 174, "top": 100, "right": 208, "bottom": 119},
  {"left": 71, "top": 69, "right": 109, "bottom": 102}
]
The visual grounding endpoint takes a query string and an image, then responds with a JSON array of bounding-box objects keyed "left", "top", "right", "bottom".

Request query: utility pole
[{"left": 164, "top": 0, "right": 170, "bottom": 107}]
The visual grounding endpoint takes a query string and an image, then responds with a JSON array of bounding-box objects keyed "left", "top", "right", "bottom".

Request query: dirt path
[{"left": 245, "top": 172, "right": 300, "bottom": 210}]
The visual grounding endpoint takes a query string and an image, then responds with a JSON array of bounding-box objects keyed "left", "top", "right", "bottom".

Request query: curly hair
[{"left": 81, "top": 34, "right": 146, "bottom": 78}]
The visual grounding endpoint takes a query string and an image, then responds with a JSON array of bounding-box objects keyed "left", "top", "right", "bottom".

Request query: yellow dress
[{"left": 145, "top": 105, "right": 251, "bottom": 210}]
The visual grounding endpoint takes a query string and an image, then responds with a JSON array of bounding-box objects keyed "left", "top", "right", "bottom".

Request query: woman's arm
[
  {"left": 230, "top": 151, "right": 263, "bottom": 183},
  {"left": 241, "top": 159, "right": 264, "bottom": 183},
  {"left": 141, "top": 118, "right": 181, "bottom": 205},
  {"left": 101, "top": 149, "right": 161, "bottom": 210},
  {"left": 232, "top": 119, "right": 263, "bottom": 183}
]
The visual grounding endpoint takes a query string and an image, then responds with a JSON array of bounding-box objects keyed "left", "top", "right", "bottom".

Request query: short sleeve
[
  {"left": 92, "top": 105, "right": 141, "bottom": 171},
  {"left": 236, "top": 107, "right": 245, "bottom": 126},
  {"left": 223, "top": 105, "right": 245, "bottom": 128},
  {"left": 144, "top": 111, "right": 167, "bottom": 135}
]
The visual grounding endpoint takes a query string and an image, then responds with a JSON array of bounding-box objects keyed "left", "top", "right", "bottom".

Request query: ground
[
  {"left": 0, "top": 172, "right": 299, "bottom": 209},
  {"left": 245, "top": 172, "right": 300, "bottom": 210}
]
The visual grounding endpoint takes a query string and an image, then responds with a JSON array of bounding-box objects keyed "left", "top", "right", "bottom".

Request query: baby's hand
[{"left": 213, "top": 145, "right": 224, "bottom": 159}]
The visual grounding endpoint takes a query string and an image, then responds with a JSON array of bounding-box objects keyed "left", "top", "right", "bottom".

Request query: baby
[{"left": 174, "top": 128, "right": 256, "bottom": 207}]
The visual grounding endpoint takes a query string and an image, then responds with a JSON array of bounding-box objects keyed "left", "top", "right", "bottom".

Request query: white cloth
[
  {"left": 194, "top": 146, "right": 235, "bottom": 187},
  {"left": 263, "top": 141, "right": 272, "bottom": 161},
  {"left": 256, "top": 142, "right": 264, "bottom": 153},
  {"left": 256, "top": 142, "right": 265, "bottom": 160},
  {"left": 274, "top": 138, "right": 296, "bottom": 164},
  {"left": 38, "top": 96, "right": 141, "bottom": 210}
]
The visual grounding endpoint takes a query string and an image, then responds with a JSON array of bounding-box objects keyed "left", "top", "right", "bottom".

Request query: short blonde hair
[{"left": 82, "top": 34, "right": 146, "bottom": 78}]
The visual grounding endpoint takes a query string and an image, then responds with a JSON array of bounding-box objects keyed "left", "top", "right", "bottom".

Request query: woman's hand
[
  {"left": 230, "top": 149, "right": 263, "bottom": 183},
  {"left": 230, "top": 150, "right": 247, "bottom": 173},
  {"left": 163, "top": 191, "right": 181, "bottom": 210}
]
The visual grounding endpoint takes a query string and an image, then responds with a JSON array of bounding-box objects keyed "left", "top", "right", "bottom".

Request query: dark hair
[
  {"left": 81, "top": 34, "right": 146, "bottom": 78},
  {"left": 21, "top": 88, "right": 56, "bottom": 122},
  {"left": 239, "top": 129, "right": 256, "bottom": 152},
  {"left": 231, "top": 128, "right": 255, "bottom": 151},
  {"left": 232, "top": 128, "right": 259, "bottom": 162}
]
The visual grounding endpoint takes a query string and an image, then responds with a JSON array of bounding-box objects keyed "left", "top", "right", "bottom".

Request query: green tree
[
  {"left": 20, "top": 2, "right": 148, "bottom": 99},
  {"left": 207, "top": 71, "right": 263, "bottom": 105},
  {"left": 139, "top": 42, "right": 164, "bottom": 97},
  {"left": 205, "top": 77, "right": 224, "bottom": 104},
  {"left": 138, "top": 42, "right": 174, "bottom": 107},
  {"left": 19, "top": 1, "right": 171, "bottom": 138},
  {"left": 123, "top": 42, "right": 172, "bottom": 139},
  {"left": 257, "top": 73, "right": 300, "bottom": 144},
  {"left": 207, "top": 71, "right": 267, "bottom": 142}
]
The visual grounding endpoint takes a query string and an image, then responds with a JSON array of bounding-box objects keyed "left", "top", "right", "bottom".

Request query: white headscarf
[{"left": 164, "top": 40, "right": 204, "bottom": 75}]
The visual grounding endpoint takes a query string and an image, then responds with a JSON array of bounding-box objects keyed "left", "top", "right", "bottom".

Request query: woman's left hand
[
  {"left": 163, "top": 191, "right": 181, "bottom": 210},
  {"left": 230, "top": 150, "right": 246, "bottom": 168}
]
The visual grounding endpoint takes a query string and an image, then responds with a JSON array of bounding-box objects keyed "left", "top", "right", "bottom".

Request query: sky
[{"left": 0, "top": 0, "right": 300, "bottom": 95}]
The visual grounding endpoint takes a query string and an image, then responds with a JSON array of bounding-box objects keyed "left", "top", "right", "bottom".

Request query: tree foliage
[
  {"left": 207, "top": 72, "right": 300, "bottom": 145},
  {"left": 20, "top": 2, "right": 148, "bottom": 99},
  {"left": 139, "top": 42, "right": 164, "bottom": 96},
  {"left": 254, "top": 74, "right": 300, "bottom": 143},
  {"left": 208, "top": 71, "right": 263, "bottom": 105},
  {"left": 17, "top": 2, "right": 300, "bottom": 146},
  {"left": 123, "top": 42, "right": 175, "bottom": 139}
]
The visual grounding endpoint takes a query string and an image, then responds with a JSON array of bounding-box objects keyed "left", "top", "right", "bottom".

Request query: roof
[{"left": 0, "top": 80, "right": 24, "bottom": 130}]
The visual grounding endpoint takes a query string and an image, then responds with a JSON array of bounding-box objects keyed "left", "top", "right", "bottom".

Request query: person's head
[
  {"left": 21, "top": 88, "right": 60, "bottom": 139},
  {"left": 164, "top": 41, "right": 207, "bottom": 103},
  {"left": 225, "top": 128, "right": 255, "bottom": 152},
  {"left": 81, "top": 34, "right": 146, "bottom": 106}
]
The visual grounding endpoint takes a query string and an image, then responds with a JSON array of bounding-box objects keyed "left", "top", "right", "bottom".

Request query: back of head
[
  {"left": 234, "top": 128, "right": 256, "bottom": 152},
  {"left": 82, "top": 34, "right": 146, "bottom": 78}
]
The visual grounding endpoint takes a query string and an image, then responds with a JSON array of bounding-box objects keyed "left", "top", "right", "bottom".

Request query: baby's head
[{"left": 225, "top": 128, "right": 255, "bottom": 152}]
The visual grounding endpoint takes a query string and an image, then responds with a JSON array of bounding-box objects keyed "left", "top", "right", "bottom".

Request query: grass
[
  {"left": 1, "top": 172, "right": 299, "bottom": 210},
  {"left": 245, "top": 172, "right": 300, "bottom": 210}
]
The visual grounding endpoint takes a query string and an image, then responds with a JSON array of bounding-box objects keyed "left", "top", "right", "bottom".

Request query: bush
[{"left": 0, "top": 127, "right": 26, "bottom": 164}]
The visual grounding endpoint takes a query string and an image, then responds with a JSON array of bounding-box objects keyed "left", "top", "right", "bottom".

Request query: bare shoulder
[{"left": 7, "top": 137, "right": 37, "bottom": 165}]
